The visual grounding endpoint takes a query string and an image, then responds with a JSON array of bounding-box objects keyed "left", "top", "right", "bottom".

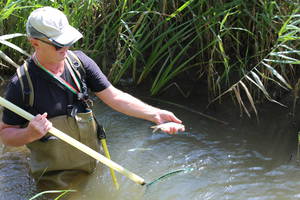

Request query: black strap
[
  {"left": 19, "top": 66, "right": 31, "bottom": 107},
  {"left": 66, "top": 51, "right": 89, "bottom": 101},
  {"left": 94, "top": 116, "right": 106, "bottom": 140}
]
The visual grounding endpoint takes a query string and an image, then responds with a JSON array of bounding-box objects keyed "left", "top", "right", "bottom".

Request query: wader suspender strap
[
  {"left": 16, "top": 62, "right": 34, "bottom": 107},
  {"left": 34, "top": 54, "right": 82, "bottom": 96},
  {"left": 66, "top": 51, "right": 85, "bottom": 80},
  {"left": 66, "top": 51, "right": 89, "bottom": 102}
]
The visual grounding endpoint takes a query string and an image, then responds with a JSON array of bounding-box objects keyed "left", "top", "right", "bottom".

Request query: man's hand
[
  {"left": 152, "top": 110, "right": 185, "bottom": 134},
  {"left": 26, "top": 112, "right": 52, "bottom": 142},
  {"left": 0, "top": 112, "right": 52, "bottom": 146}
]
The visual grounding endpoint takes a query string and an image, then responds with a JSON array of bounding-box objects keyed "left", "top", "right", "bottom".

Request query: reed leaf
[
  {"left": 240, "top": 81, "right": 258, "bottom": 116},
  {"left": 263, "top": 58, "right": 300, "bottom": 64},
  {"left": 268, "top": 53, "right": 298, "bottom": 62},
  {"left": 0, "top": 33, "right": 26, "bottom": 40},
  {"left": 208, "top": 9, "right": 299, "bottom": 117},
  {"left": 0, "top": 33, "right": 30, "bottom": 68},
  {"left": 254, "top": 68, "right": 290, "bottom": 92},
  {"left": 250, "top": 71, "right": 270, "bottom": 98},
  {"left": 0, "top": 0, "right": 18, "bottom": 21},
  {"left": 166, "top": 0, "right": 194, "bottom": 21},
  {"left": 137, "top": 20, "right": 193, "bottom": 84},
  {"left": 28, "top": 190, "right": 76, "bottom": 200},
  {"left": 261, "top": 61, "right": 292, "bottom": 89},
  {"left": 292, "top": 79, "right": 300, "bottom": 116},
  {"left": 0, "top": 50, "right": 19, "bottom": 68},
  {"left": 270, "top": 50, "right": 300, "bottom": 55},
  {"left": 247, "top": 73, "right": 286, "bottom": 106},
  {"left": 150, "top": 35, "right": 202, "bottom": 95},
  {"left": 0, "top": 39, "right": 30, "bottom": 57}
]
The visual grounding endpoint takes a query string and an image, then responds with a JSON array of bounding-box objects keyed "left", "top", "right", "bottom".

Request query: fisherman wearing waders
[{"left": 0, "top": 7, "right": 185, "bottom": 189}]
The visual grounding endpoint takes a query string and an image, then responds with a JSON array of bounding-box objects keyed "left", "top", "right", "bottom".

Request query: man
[{"left": 0, "top": 7, "right": 184, "bottom": 188}]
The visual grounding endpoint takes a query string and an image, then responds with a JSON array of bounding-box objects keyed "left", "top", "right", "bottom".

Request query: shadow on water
[{"left": 0, "top": 90, "right": 300, "bottom": 200}]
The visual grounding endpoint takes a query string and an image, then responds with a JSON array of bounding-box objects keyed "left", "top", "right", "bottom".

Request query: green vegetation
[
  {"left": 28, "top": 189, "right": 75, "bottom": 200},
  {"left": 1, "top": 0, "right": 300, "bottom": 116}
]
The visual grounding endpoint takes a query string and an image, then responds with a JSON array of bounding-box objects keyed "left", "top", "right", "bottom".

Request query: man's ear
[{"left": 28, "top": 38, "right": 39, "bottom": 48}]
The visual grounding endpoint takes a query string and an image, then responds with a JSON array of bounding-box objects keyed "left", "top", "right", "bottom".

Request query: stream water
[{"left": 0, "top": 93, "right": 300, "bottom": 200}]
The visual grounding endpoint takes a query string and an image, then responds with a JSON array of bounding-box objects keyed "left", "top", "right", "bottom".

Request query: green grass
[{"left": 28, "top": 189, "right": 76, "bottom": 200}]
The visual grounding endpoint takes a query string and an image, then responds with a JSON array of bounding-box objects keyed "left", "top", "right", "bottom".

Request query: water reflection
[{"left": 0, "top": 98, "right": 299, "bottom": 200}]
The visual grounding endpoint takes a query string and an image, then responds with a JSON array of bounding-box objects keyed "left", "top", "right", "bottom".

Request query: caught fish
[{"left": 151, "top": 122, "right": 185, "bottom": 133}]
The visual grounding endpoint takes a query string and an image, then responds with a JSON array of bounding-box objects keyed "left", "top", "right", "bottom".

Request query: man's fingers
[
  {"left": 35, "top": 112, "right": 48, "bottom": 121},
  {"left": 41, "top": 112, "right": 48, "bottom": 118},
  {"left": 45, "top": 121, "right": 52, "bottom": 132},
  {"left": 29, "top": 113, "right": 52, "bottom": 137}
]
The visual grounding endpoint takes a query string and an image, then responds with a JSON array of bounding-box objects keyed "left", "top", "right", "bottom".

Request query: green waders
[{"left": 27, "top": 110, "right": 99, "bottom": 188}]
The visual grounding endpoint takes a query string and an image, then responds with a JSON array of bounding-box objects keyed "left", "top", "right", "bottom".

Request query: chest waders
[
  {"left": 16, "top": 51, "right": 117, "bottom": 188},
  {"left": 28, "top": 111, "right": 99, "bottom": 178}
]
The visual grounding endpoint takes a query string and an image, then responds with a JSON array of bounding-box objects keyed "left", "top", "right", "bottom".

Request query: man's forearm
[
  {"left": 0, "top": 125, "right": 33, "bottom": 146},
  {"left": 0, "top": 114, "right": 51, "bottom": 147},
  {"left": 96, "top": 86, "right": 160, "bottom": 123},
  {"left": 106, "top": 92, "right": 159, "bottom": 122}
]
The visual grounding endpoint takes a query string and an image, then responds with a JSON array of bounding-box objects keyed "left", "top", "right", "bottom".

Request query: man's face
[{"left": 31, "top": 37, "right": 71, "bottom": 62}]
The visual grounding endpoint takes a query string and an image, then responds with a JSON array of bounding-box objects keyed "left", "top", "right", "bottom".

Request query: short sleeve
[{"left": 74, "top": 51, "right": 111, "bottom": 92}]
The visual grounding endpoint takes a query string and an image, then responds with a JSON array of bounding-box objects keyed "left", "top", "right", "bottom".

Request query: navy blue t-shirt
[{"left": 2, "top": 50, "right": 111, "bottom": 126}]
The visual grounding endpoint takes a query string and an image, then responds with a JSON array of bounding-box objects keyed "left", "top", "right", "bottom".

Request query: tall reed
[{"left": 1, "top": 0, "right": 299, "bottom": 115}]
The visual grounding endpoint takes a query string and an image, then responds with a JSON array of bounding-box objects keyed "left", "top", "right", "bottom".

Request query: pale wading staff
[{"left": 0, "top": 96, "right": 189, "bottom": 187}]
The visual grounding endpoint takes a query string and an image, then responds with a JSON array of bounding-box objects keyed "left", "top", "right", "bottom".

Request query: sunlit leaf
[
  {"left": 263, "top": 58, "right": 300, "bottom": 64},
  {"left": 246, "top": 74, "right": 286, "bottom": 107},
  {"left": 166, "top": 0, "right": 194, "bottom": 21},
  {"left": 0, "top": 33, "right": 26, "bottom": 40},
  {"left": 29, "top": 190, "right": 76, "bottom": 200},
  {"left": 261, "top": 61, "right": 292, "bottom": 89},
  {"left": 239, "top": 81, "right": 258, "bottom": 116},
  {"left": 0, "top": 40, "right": 30, "bottom": 57},
  {"left": 268, "top": 53, "right": 298, "bottom": 62},
  {"left": 270, "top": 50, "right": 300, "bottom": 55},
  {"left": 233, "top": 85, "right": 250, "bottom": 117},
  {"left": 0, "top": 50, "right": 19, "bottom": 68},
  {"left": 250, "top": 71, "right": 270, "bottom": 97}
]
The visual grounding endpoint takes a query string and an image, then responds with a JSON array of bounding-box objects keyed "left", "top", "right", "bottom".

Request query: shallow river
[{"left": 0, "top": 95, "right": 300, "bottom": 200}]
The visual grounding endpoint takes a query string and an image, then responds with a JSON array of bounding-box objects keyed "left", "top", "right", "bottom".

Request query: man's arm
[
  {"left": 0, "top": 113, "right": 52, "bottom": 147},
  {"left": 95, "top": 85, "right": 184, "bottom": 134}
]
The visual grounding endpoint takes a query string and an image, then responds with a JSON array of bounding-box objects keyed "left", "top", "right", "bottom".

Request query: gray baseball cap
[{"left": 26, "top": 7, "right": 83, "bottom": 47}]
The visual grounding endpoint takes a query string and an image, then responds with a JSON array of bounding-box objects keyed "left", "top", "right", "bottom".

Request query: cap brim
[{"left": 50, "top": 25, "right": 83, "bottom": 46}]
